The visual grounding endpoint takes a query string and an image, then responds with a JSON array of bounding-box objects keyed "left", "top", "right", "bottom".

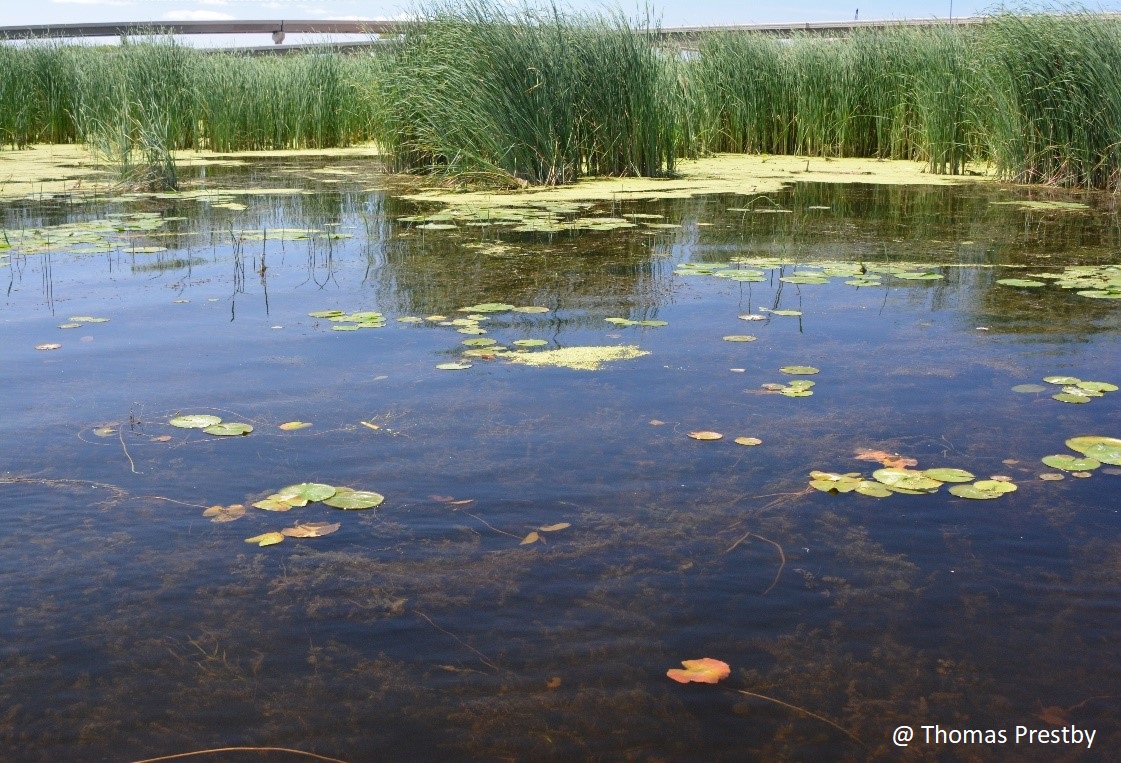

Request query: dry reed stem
[
  {"left": 736, "top": 690, "right": 865, "bottom": 748},
  {"left": 130, "top": 747, "right": 349, "bottom": 763}
]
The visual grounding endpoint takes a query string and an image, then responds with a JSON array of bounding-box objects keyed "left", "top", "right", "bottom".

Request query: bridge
[{"left": 0, "top": 14, "right": 1107, "bottom": 53}]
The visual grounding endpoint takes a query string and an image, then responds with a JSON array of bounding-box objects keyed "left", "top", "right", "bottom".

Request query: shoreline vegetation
[{"left": 1, "top": 4, "right": 1119, "bottom": 191}]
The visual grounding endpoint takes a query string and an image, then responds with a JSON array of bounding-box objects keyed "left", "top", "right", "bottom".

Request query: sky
[{"left": 2, "top": 0, "right": 1119, "bottom": 44}]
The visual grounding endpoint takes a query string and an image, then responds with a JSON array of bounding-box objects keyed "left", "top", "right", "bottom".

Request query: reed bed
[
  {"left": 2, "top": 7, "right": 1121, "bottom": 189},
  {"left": 0, "top": 38, "right": 379, "bottom": 154},
  {"left": 375, "top": 1, "right": 680, "bottom": 185}
]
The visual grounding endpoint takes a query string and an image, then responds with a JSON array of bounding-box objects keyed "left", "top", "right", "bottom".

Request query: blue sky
[{"left": 4, "top": 1, "right": 1119, "bottom": 37}]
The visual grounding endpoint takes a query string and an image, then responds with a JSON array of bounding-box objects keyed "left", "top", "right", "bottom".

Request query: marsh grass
[
  {"left": 376, "top": 1, "right": 680, "bottom": 185},
  {"left": 3, "top": 7, "right": 1121, "bottom": 189}
]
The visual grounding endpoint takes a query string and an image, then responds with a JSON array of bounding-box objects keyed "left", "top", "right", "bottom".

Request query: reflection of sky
[{"left": 9, "top": 0, "right": 1121, "bottom": 45}]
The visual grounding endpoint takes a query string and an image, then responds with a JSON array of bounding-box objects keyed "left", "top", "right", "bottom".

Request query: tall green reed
[{"left": 376, "top": 1, "right": 679, "bottom": 185}]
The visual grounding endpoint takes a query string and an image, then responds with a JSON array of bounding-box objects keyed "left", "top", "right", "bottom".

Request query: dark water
[{"left": 3, "top": 163, "right": 1121, "bottom": 761}]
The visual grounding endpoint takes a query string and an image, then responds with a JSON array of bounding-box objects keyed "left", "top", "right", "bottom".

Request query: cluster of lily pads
[
  {"left": 1041, "top": 376, "right": 1118, "bottom": 404},
  {"left": 810, "top": 466, "right": 1017, "bottom": 500},
  {"left": 674, "top": 258, "right": 943, "bottom": 286},
  {"left": 1041, "top": 436, "right": 1121, "bottom": 476},
  {"left": 253, "top": 481, "right": 384, "bottom": 511},
  {"left": 235, "top": 482, "right": 384, "bottom": 547},
  {"left": 168, "top": 414, "right": 253, "bottom": 437},
  {"left": 0, "top": 212, "right": 176, "bottom": 256},
  {"left": 606, "top": 317, "right": 667, "bottom": 328},
  {"left": 996, "top": 264, "right": 1121, "bottom": 299},
  {"left": 309, "top": 309, "right": 388, "bottom": 330},
  {"left": 760, "top": 366, "right": 819, "bottom": 397},
  {"left": 58, "top": 315, "right": 109, "bottom": 330},
  {"left": 398, "top": 202, "right": 661, "bottom": 234}
]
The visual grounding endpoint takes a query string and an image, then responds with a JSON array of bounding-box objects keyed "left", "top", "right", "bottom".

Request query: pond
[{"left": 3, "top": 157, "right": 1120, "bottom": 761}]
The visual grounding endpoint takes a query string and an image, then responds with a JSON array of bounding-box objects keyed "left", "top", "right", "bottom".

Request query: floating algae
[{"left": 503, "top": 345, "right": 649, "bottom": 371}]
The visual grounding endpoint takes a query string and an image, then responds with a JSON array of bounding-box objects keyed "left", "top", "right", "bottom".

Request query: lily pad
[
  {"left": 1078, "top": 443, "right": 1121, "bottom": 466},
  {"left": 723, "top": 335, "right": 757, "bottom": 342},
  {"left": 203, "top": 422, "right": 253, "bottom": 436},
  {"left": 462, "top": 338, "right": 498, "bottom": 347},
  {"left": 922, "top": 468, "right": 975, "bottom": 483},
  {"left": 281, "top": 521, "right": 341, "bottom": 538},
  {"left": 512, "top": 306, "right": 550, "bottom": 313},
  {"left": 855, "top": 480, "right": 893, "bottom": 498},
  {"left": 512, "top": 339, "right": 548, "bottom": 347},
  {"left": 779, "top": 388, "right": 814, "bottom": 397},
  {"left": 245, "top": 532, "right": 285, "bottom": 547},
  {"left": 1065, "top": 436, "right": 1121, "bottom": 455},
  {"left": 1076, "top": 381, "right": 1118, "bottom": 392},
  {"left": 278, "top": 421, "right": 312, "bottom": 431},
  {"left": 780, "top": 366, "right": 819, "bottom": 375},
  {"left": 734, "top": 437, "right": 763, "bottom": 446},
  {"left": 1041, "top": 454, "right": 1101, "bottom": 472},
  {"left": 279, "top": 483, "right": 337, "bottom": 502},
  {"left": 323, "top": 489, "right": 385, "bottom": 510},
  {"left": 948, "top": 483, "right": 1007, "bottom": 499},
  {"left": 1044, "top": 376, "right": 1081, "bottom": 385},
  {"left": 997, "top": 279, "right": 1047, "bottom": 287},
  {"left": 169, "top": 414, "right": 222, "bottom": 429},
  {"left": 1053, "top": 393, "right": 1092, "bottom": 404},
  {"left": 872, "top": 468, "right": 942, "bottom": 491},
  {"left": 770, "top": 310, "right": 802, "bottom": 317},
  {"left": 1011, "top": 384, "right": 1047, "bottom": 393},
  {"left": 688, "top": 431, "right": 723, "bottom": 441},
  {"left": 436, "top": 362, "right": 472, "bottom": 370}
]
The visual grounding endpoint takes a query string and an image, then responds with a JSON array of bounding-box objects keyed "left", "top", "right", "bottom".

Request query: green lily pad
[
  {"left": 436, "top": 362, "right": 472, "bottom": 370},
  {"left": 894, "top": 272, "right": 943, "bottom": 280},
  {"left": 309, "top": 310, "right": 345, "bottom": 318},
  {"left": 855, "top": 480, "right": 893, "bottom": 498},
  {"left": 512, "top": 339, "right": 548, "bottom": 347},
  {"left": 397, "top": 316, "right": 424, "bottom": 323},
  {"left": 997, "top": 278, "right": 1047, "bottom": 287},
  {"left": 463, "top": 303, "right": 515, "bottom": 313},
  {"left": 809, "top": 472, "right": 861, "bottom": 492},
  {"left": 1041, "top": 454, "right": 1101, "bottom": 471},
  {"left": 785, "top": 380, "right": 815, "bottom": 390},
  {"left": 780, "top": 366, "right": 819, "bottom": 375},
  {"left": 1043, "top": 376, "right": 1081, "bottom": 385},
  {"left": 637, "top": 320, "right": 668, "bottom": 327},
  {"left": 1065, "top": 436, "right": 1121, "bottom": 456},
  {"left": 1076, "top": 381, "right": 1118, "bottom": 392},
  {"left": 1053, "top": 393, "right": 1092, "bottom": 404},
  {"left": 462, "top": 338, "right": 498, "bottom": 347},
  {"left": 512, "top": 306, "right": 550, "bottom": 313},
  {"left": 978, "top": 479, "right": 1017, "bottom": 493},
  {"left": 949, "top": 482, "right": 1009, "bottom": 499},
  {"left": 323, "top": 489, "right": 385, "bottom": 510},
  {"left": 1081, "top": 442, "right": 1121, "bottom": 466},
  {"left": 722, "top": 335, "right": 757, "bottom": 342},
  {"left": 279, "top": 483, "right": 337, "bottom": 502},
  {"left": 922, "top": 468, "right": 975, "bottom": 483},
  {"left": 203, "top": 422, "right": 254, "bottom": 436},
  {"left": 770, "top": 310, "right": 802, "bottom": 317},
  {"left": 779, "top": 388, "right": 813, "bottom": 397},
  {"left": 872, "top": 468, "right": 942, "bottom": 491},
  {"left": 1011, "top": 384, "right": 1047, "bottom": 393},
  {"left": 780, "top": 275, "right": 830, "bottom": 284},
  {"left": 169, "top": 414, "right": 222, "bottom": 429}
]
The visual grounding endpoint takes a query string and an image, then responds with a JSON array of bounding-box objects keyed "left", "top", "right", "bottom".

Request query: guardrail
[{"left": 3, "top": 14, "right": 1118, "bottom": 53}]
